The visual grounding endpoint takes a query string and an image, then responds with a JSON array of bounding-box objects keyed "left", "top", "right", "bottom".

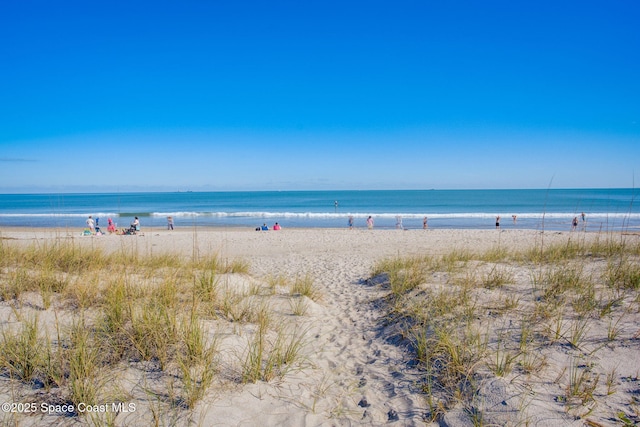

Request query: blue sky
[{"left": 1, "top": 1, "right": 638, "bottom": 193}]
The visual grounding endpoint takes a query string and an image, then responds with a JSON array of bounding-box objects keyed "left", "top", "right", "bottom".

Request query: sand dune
[{"left": 1, "top": 227, "right": 638, "bottom": 426}]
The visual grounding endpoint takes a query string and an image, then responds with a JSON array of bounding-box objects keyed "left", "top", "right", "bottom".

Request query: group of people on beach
[
  {"left": 255, "top": 222, "right": 281, "bottom": 231},
  {"left": 347, "top": 216, "right": 376, "bottom": 229},
  {"left": 495, "top": 212, "right": 587, "bottom": 230},
  {"left": 495, "top": 215, "right": 520, "bottom": 229},
  {"left": 83, "top": 215, "right": 181, "bottom": 235},
  {"left": 85, "top": 216, "right": 117, "bottom": 235},
  {"left": 348, "top": 215, "right": 426, "bottom": 230},
  {"left": 348, "top": 213, "right": 588, "bottom": 231},
  {"left": 84, "top": 215, "right": 139, "bottom": 235},
  {"left": 572, "top": 212, "right": 587, "bottom": 231}
]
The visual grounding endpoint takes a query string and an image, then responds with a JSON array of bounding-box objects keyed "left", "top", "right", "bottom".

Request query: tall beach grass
[
  {"left": 0, "top": 238, "right": 309, "bottom": 423},
  {"left": 371, "top": 233, "right": 640, "bottom": 424}
]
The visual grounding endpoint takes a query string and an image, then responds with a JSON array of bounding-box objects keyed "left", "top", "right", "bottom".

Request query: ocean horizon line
[{"left": 1, "top": 187, "right": 638, "bottom": 196}]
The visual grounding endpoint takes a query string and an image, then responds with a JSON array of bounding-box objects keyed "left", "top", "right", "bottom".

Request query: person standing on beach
[
  {"left": 348, "top": 216, "right": 354, "bottom": 229},
  {"left": 423, "top": 216, "right": 428, "bottom": 229},
  {"left": 107, "top": 218, "right": 116, "bottom": 233},
  {"left": 86, "top": 215, "right": 95, "bottom": 233},
  {"left": 495, "top": 216, "right": 500, "bottom": 229},
  {"left": 366, "top": 216, "right": 374, "bottom": 229},
  {"left": 167, "top": 216, "right": 174, "bottom": 230},
  {"left": 572, "top": 216, "right": 578, "bottom": 231}
]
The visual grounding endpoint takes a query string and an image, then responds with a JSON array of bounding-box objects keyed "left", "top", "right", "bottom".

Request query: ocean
[{"left": 0, "top": 189, "right": 638, "bottom": 231}]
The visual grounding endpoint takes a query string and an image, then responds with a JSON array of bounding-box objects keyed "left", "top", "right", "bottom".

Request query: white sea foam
[
  {"left": 3, "top": 211, "right": 638, "bottom": 221},
  {"left": 147, "top": 211, "right": 640, "bottom": 220}
]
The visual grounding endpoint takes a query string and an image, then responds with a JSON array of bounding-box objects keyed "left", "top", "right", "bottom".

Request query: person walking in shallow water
[
  {"left": 572, "top": 216, "right": 578, "bottom": 231},
  {"left": 495, "top": 216, "right": 500, "bottom": 229},
  {"left": 395, "top": 215, "right": 403, "bottom": 230},
  {"left": 423, "top": 216, "right": 428, "bottom": 229},
  {"left": 366, "top": 216, "right": 374, "bottom": 229},
  {"left": 167, "top": 216, "right": 174, "bottom": 230}
]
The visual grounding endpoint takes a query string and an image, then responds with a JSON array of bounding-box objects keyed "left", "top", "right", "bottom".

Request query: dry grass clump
[
  {"left": 372, "top": 255, "right": 437, "bottom": 297},
  {"left": 371, "top": 234, "right": 640, "bottom": 425},
  {"left": 289, "top": 273, "right": 322, "bottom": 301},
  {"left": 0, "top": 239, "right": 309, "bottom": 423},
  {"left": 240, "top": 309, "right": 307, "bottom": 384}
]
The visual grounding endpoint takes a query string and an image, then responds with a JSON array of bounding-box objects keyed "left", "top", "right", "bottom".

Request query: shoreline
[
  {"left": 3, "top": 211, "right": 638, "bottom": 233},
  {"left": 2, "top": 223, "right": 632, "bottom": 233}
]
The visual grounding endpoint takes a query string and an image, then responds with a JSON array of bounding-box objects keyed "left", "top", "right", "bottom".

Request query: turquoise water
[{"left": 0, "top": 189, "right": 638, "bottom": 231}]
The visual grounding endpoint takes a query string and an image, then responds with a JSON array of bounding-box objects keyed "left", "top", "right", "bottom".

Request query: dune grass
[
  {"left": 371, "top": 234, "right": 640, "bottom": 425},
  {"left": 0, "top": 238, "right": 309, "bottom": 423}
]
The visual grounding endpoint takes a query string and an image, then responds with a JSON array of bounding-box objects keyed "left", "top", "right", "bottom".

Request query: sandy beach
[
  {"left": 0, "top": 226, "right": 591, "bottom": 260},
  {"left": 1, "top": 227, "right": 639, "bottom": 426}
]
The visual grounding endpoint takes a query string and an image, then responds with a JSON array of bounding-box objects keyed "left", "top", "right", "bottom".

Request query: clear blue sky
[{"left": 1, "top": 1, "right": 638, "bottom": 193}]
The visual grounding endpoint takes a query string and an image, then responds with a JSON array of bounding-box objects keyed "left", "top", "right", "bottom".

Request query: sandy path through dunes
[
  {"left": 199, "top": 229, "right": 432, "bottom": 425},
  {"left": 181, "top": 228, "right": 591, "bottom": 426},
  {"left": 249, "top": 248, "right": 426, "bottom": 424}
]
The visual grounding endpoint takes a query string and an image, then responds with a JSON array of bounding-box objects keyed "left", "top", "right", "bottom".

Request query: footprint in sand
[{"left": 358, "top": 397, "right": 371, "bottom": 407}]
